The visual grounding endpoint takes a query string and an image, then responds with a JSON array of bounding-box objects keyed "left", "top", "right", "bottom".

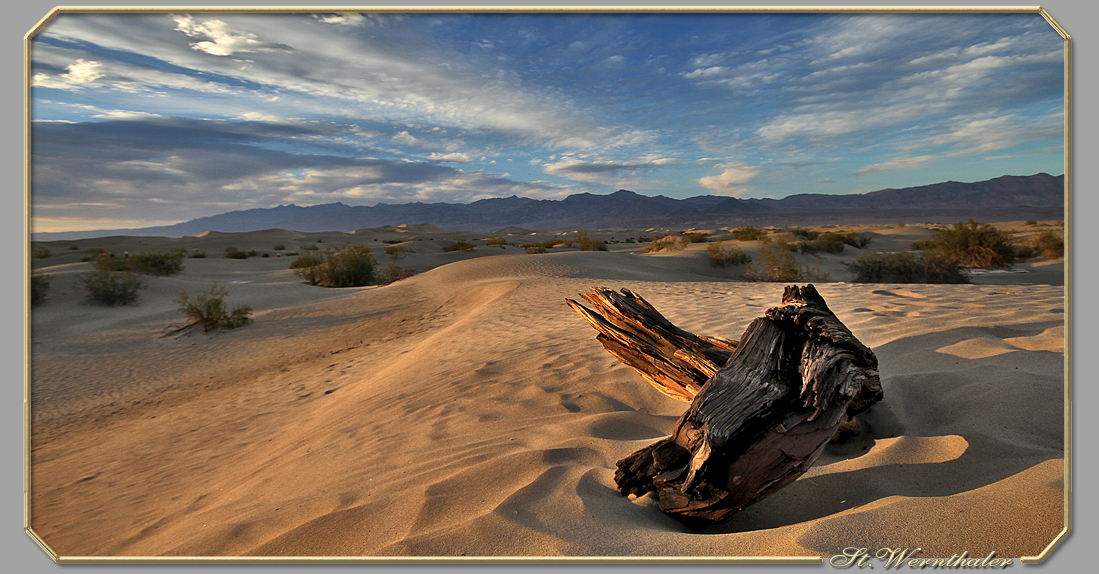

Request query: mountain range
[{"left": 34, "top": 173, "right": 1065, "bottom": 241}]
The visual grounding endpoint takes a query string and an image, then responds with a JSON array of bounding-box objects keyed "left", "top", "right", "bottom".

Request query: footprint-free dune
[{"left": 28, "top": 225, "right": 1066, "bottom": 559}]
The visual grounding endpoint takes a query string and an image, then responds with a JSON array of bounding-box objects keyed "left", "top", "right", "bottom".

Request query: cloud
[
  {"left": 854, "top": 155, "right": 936, "bottom": 175},
  {"left": 313, "top": 13, "right": 367, "bottom": 27},
  {"left": 172, "top": 14, "right": 292, "bottom": 56},
  {"left": 697, "top": 162, "right": 760, "bottom": 196},
  {"left": 541, "top": 156, "right": 674, "bottom": 187},
  {"left": 428, "top": 152, "right": 471, "bottom": 163}
]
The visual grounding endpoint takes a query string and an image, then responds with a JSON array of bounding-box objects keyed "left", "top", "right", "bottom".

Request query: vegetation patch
[
  {"left": 745, "top": 239, "right": 825, "bottom": 282},
  {"left": 682, "top": 232, "right": 710, "bottom": 243},
  {"left": 96, "top": 251, "right": 185, "bottom": 275},
  {"left": 847, "top": 252, "right": 968, "bottom": 284},
  {"left": 1027, "top": 230, "right": 1064, "bottom": 259},
  {"left": 911, "top": 219, "right": 1023, "bottom": 269},
  {"left": 291, "top": 245, "right": 376, "bottom": 287},
  {"left": 34, "top": 248, "right": 51, "bottom": 259},
  {"left": 78, "top": 271, "right": 147, "bottom": 306},
  {"left": 732, "top": 227, "right": 766, "bottom": 241},
  {"left": 577, "top": 231, "right": 607, "bottom": 251},
  {"left": 443, "top": 240, "right": 477, "bottom": 252},
  {"left": 483, "top": 236, "right": 510, "bottom": 247},
  {"left": 645, "top": 235, "right": 688, "bottom": 253},
  {"left": 31, "top": 274, "right": 51, "bottom": 306},
  {"left": 168, "top": 283, "right": 253, "bottom": 333},
  {"left": 379, "top": 262, "right": 414, "bottom": 285},
  {"left": 707, "top": 243, "right": 752, "bottom": 267}
]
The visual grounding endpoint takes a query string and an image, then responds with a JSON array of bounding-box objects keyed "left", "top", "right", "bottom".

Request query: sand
[{"left": 27, "top": 223, "right": 1066, "bottom": 559}]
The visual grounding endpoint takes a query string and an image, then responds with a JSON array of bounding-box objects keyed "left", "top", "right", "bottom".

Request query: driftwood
[{"left": 566, "top": 285, "right": 881, "bottom": 526}]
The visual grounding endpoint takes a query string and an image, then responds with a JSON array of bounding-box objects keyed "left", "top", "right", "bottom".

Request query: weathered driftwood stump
[{"left": 566, "top": 285, "right": 881, "bottom": 527}]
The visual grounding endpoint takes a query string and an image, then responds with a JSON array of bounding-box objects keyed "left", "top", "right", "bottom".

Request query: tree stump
[{"left": 566, "top": 284, "right": 881, "bottom": 527}]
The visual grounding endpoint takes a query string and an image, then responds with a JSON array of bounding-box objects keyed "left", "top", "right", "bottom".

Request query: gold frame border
[{"left": 22, "top": 5, "right": 1072, "bottom": 565}]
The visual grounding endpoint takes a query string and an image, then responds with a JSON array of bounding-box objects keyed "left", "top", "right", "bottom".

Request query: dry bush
[
  {"left": 31, "top": 274, "right": 51, "bottom": 306},
  {"left": 483, "top": 236, "right": 509, "bottom": 247},
  {"left": 707, "top": 243, "right": 751, "bottom": 267},
  {"left": 911, "top": 219, "right": 1021, "bottom": 269},
  {"left": 379, "top": 261, "right": 414, "bottom": 285},
  {"left": 847, "top": 252, "right": 968, "bottom": 284},
  {"left": 170, "top": 283, "right": 252, "bottom": 333},
  {"left": 577, "top": 231, "right": 607, "bottom": 251},
  {"left": 645, "top": 235, "right": 688, "bottom": 253},
  {"left": 443, "top": 241, "right": 477, "bottom": 252},
  {"left": 292, "top": 246, "right": 376, "bottom": 287},
  {"left": 732, "top": 227, "right": 766, "bottom": 241},
  {"left": 1027, "top": 230, "right": 1064, "bottom": 259},
  {"left": 682, "top": 232, "right": 710, "bottom": 243},
  {"left": 78, "top": 271, "right": 146, "bottom": 306}
]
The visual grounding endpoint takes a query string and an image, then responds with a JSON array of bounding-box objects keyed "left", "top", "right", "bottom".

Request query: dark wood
[{"left": 567, "top": 284, "right": 881, "bottom": 526}]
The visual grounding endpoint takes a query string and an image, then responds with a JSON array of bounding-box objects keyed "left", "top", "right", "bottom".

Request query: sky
[{"left": 29, "top": 10, "right": 1065, "bottom": 233}]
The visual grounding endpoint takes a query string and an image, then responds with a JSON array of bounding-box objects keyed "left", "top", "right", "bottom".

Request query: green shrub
[
  {"left": 847, "top": 252, "right": 969, "bottom": 284},
  {"left": 683, "top": 232, "right": 710, "bottom": 243},
  {"left": 172, "top": 283, "right": 252, "bottom": 332},
  {"left": 292, "top": 246, "right": 376, "bottom": 287},
  {"left": 78, "top": 271, "right": 146, "bottom": 306},
  {"left": 443, "top": 241, "right": 477, "bottom": 252},
  {"left": 273, "top": 244, "right": 286, "bottom": 251},
  {"left": 911, "top": 219, "right": 1020, "bottom": 268},
  {"left": 707, "top": 242, "right": 752, "bottom": 267},
  {"left": 732, "top": 227, "right": 766, "bottom": 241},
  {"left": 577, "top": 231, "right": 607, "bottom": 251},
  {"left": 31, "top": 274, "right": 50, "bottom": 306},
  {"left": 379, "top": 262, "right": 414, "bottom": 285}
]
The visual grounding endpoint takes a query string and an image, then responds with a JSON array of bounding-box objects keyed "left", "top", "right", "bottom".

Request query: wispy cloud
[{"left": 697, "top": 162, "right": 760, "bottom": 196}]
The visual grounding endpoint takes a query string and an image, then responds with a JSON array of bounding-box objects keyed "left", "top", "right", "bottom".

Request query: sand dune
[{"left": 28, "top": 224, "right": 1065, "bottom": 559}]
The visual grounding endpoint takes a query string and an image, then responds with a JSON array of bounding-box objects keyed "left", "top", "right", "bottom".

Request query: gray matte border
[{"left": 9, "top": 1, "right": 1089, "bottom": 572}]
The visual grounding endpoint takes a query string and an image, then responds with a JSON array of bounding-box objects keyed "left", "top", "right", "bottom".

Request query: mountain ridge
[{"left": 33, "top": 173, "right": 1064, "bottom": 241}]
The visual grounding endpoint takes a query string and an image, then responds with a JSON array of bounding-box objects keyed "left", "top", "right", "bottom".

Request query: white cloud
[
  {"left": 314, "top": 13, "right": 367, "bottom": 27},
  {"left": 392, "top": 131, "right": 419, "bottom": 145},
  {"left": 697, "top": 162, "right": 760, "bottom": 196},
  {"left": 428, "top": 152, "right": 471, "bottom": 163},
  {"left": 172, "top": 14, "right": 281, "bottom": 56},
  {"left": 62, "top": 59, "right": 104, "bottom": 83},
  {"left": 854, "top": 155, "right": 936, "bottom": 175}
]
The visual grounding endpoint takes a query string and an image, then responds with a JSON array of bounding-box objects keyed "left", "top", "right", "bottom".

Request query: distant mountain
[{"left": 34, "top": 173, "right": 1064, "bottom": 241}]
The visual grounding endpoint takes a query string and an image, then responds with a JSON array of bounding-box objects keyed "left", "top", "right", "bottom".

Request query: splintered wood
[{"left": 566, "top": 285, "right": 882, "bottom": 527}]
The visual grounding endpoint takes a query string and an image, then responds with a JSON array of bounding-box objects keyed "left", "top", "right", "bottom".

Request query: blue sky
[{"left": 30, "top": 11, "right": 1065, "bottom": 232}]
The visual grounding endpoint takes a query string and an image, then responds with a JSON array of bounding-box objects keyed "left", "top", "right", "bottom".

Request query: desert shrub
[
  {"left": 707, "top": 242, "right": 751, "bottom": 267},
  {"left": 94, "top": 252, "right": 184, "bottom": 275},
  {"left": 31, "top": 274, "right": 50, "bottom": 306},
  {"left": 67, "top": 245, "right": 79, "bottom": 250},
  {"left": 379, "top": 261, "right": 414, "bottom": 285},
  {"left": 289, "top": 252, "right": 324, "bottom": 270},
  {"left": 732, "top": 227, "right": 766, "bottom": 241},
  {"left": 384, "top": 244, "right": 411, "bottom": 258},
  {"left": 839, "top": 231, "right": 873, "bottom": 249},
  {"left": 645, "top": 235, "right": 688, "bottom": 253},
  {"left": 292, "top": 246, "right": 376, "bottom": 287},
  {"left": 791, "top": 229, "right": 820, "bottom": 240},
  {"left": 272, "top": 244, "right": 286, "bottom": 251},
  {"left": 911, "top": 219, "right": 1020, "bottom": 268},
  {"left": 1025, "top": 220, "right": 1038, "bottom": 226},
  {"left": 34, "top": 248, "right": 51, "bottom": 259},
  {"left": 683, "top": 232, "right": 710, "bottom": 243},
  {"left": 443, "top": 241, "right": 477, "bottom": 252},
  {"left": 577, "top": 231, "right": 607, "bottom": 251},
  {"left": 638, "top": 235, "right": 652, "bottom": 243},
  {"left": 223, "top": 247, "right": 249, "bottom": 259},
  {"left": 847, "top": 252, "right": 968, "bottom": 284},
  {"left": 190, "top": 250, "right": 207, "bottom": 259},
  {"left": 127, "top": 252, "right": 185, "bottom": 275},
  {"left": 301, "top": 244, "right": 319, "bottom": 251},
  {"left": 526, "top": 246, "right": 546, "bottom": 254},
  {"left": 172, "top": 283, "right": 252, "bottom": 332},
  {"left": 1028, "top": 230, "right": 1064, "bottom": 259},
  {"left": 745, "top": 239, "right": 823, "bottom": 282},
  {"left": 78, "top": 271, "right": 146, "bottom": 306},
  {"left": 483, "top": 236, "right": 509, "bottom": 247},
  {"left": 261, "top": 253, "right": 270, "bottom": 258}
]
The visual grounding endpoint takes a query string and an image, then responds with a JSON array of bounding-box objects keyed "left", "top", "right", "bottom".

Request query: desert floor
[{"left": 28, "top": 222, "right": 1066, "bottom": 558}]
